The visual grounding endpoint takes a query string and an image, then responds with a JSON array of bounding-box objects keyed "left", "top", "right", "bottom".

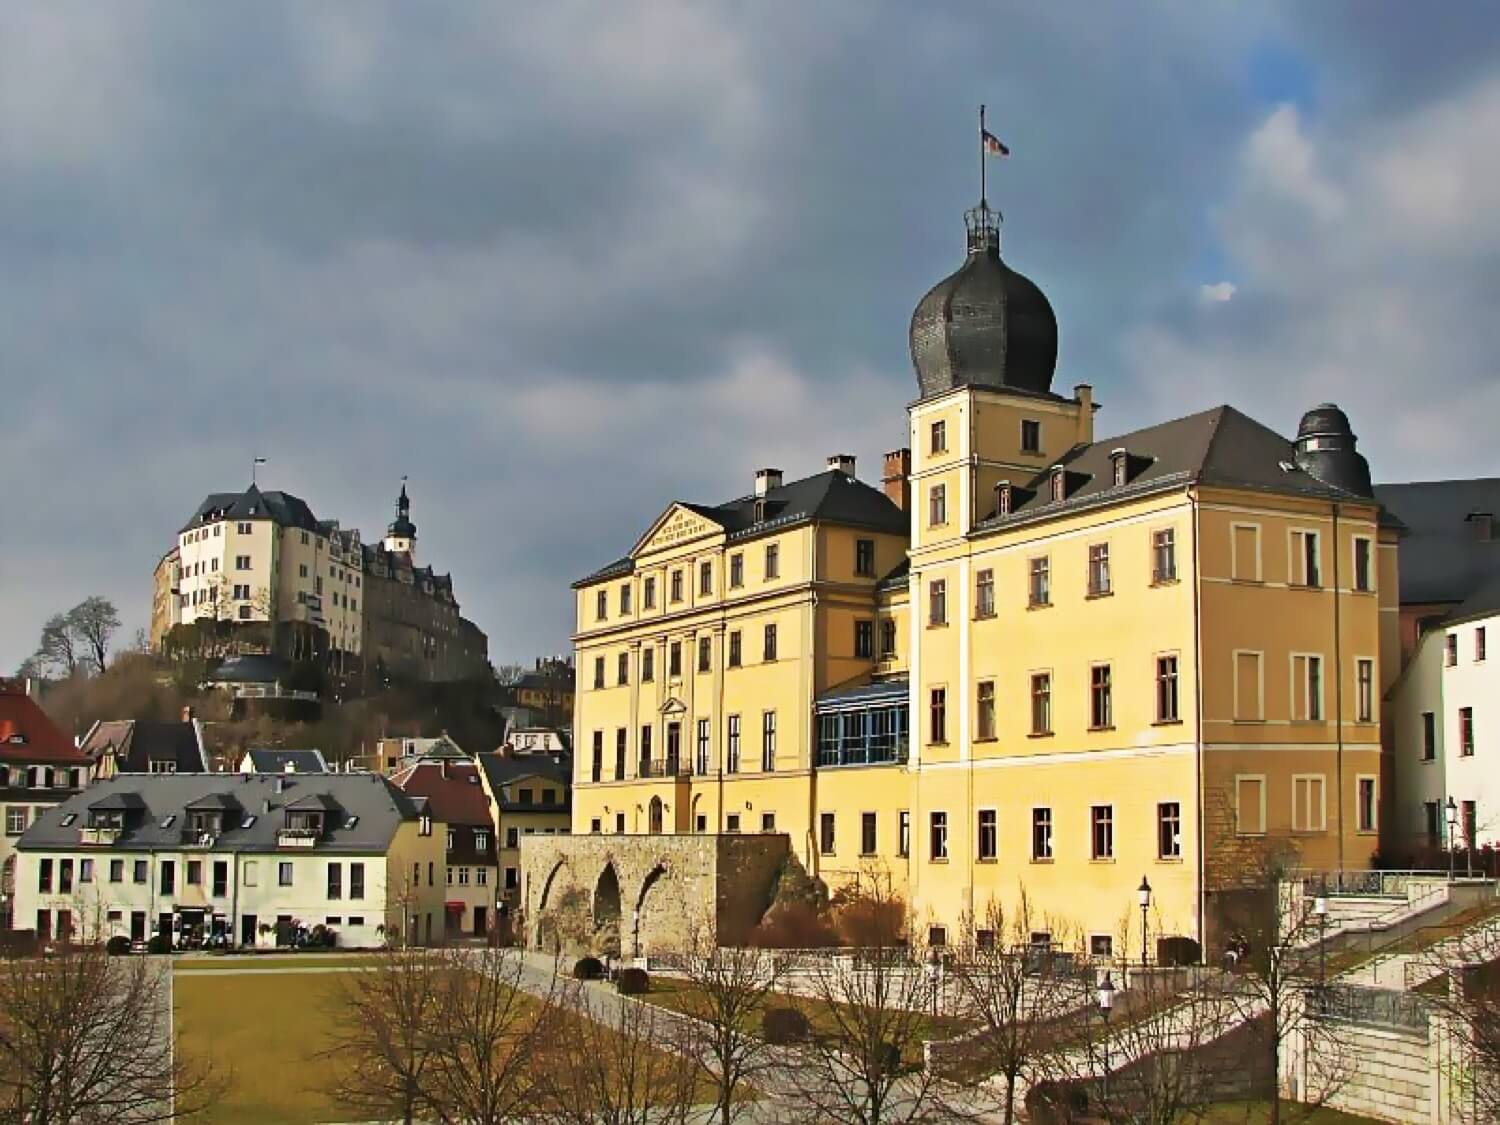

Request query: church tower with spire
[{"left": 384, "top": 479, "right": 418, "bottom": 557}]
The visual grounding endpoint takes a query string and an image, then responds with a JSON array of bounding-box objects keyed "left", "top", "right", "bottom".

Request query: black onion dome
[
  {"left": 1294, "top": 402, "right": 1374, "bottom": 498},
  {"left": 909, "top": 204, "right": 1058, "bottom": 398}
]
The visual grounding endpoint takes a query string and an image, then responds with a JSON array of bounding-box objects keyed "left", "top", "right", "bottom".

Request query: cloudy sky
[{"left": 4, "top": 2, "right": 1500, "bottom": 672}]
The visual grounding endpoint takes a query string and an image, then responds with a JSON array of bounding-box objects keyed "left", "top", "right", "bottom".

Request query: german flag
[{"left": 981, "top": 128, "right": 1009, "bottom": 157}]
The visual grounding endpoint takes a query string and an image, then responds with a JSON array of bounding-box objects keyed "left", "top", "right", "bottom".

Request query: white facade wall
[
  {"left": 176, "top": 520, "right": 275, "bottom": 627},
  {"left": 1392, "top": 629, "right": 1447, "bottom": 845},
  {"left": 1441, "top": 613, "right": 1500, "bottom": 848}
]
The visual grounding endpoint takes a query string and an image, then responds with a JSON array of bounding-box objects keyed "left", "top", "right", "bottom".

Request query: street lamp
[
  {"left": 631, "top": 908, "right": 641, "bottom": 959},
  {"left": 1312, "top": 885, "right": 1329, "bottom": 989},
  {"left": 926, "top": 948, "right": 942, "bottom": 1017},
  {"left": 1447, "top": 797, "right": 1459, "bottom": 881},
  {"left": 1138, "top": 875, "right": 1152, "bottom": 966},
  {"left": 1096, "top": 972, "right": 1116, "bottom": 1103}
]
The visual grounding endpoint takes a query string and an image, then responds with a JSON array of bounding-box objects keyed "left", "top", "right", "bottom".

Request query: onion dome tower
[
  {"left": 1293, "top": 403, "right": 1374, "bottom": 497},
  {"left": 384, "top": 479, "right": 418, "bottom": 556}
]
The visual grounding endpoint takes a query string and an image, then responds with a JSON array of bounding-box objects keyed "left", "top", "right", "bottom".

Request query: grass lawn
[
  {"left": 1197, "top": 1100, "right": 1387, "bottom": 1125},
  {"left": 640, "top": 975, "right": 972, "bottom": 1065},
  {"left": 174, "top": 955, "right": 381, "bottom": 972}
]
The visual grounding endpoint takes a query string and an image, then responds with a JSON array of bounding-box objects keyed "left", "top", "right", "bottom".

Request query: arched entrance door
[
  {"left": 594, "top": 864, "right": 622, "bottom": 955},
  {"left": 648, "top": 797, "right": 664, "bottom": 834}
]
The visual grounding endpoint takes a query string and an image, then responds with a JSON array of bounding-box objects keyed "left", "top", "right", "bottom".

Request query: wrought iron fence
[{"left": 1309, "top": 983, "right": 1430, "bottom": 1033}]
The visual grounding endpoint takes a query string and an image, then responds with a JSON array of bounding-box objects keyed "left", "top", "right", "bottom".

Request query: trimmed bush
[
  {"left": 616, "top": 967, "right": 649, "bottom": 995},
  {"left": 105, "top": 935, "right": 131, "bottom": 956},
  {"left": 573, "top": 956, "right": 604, "bottom": 981},
  {"left": 761, "top": 1006, "right": 810, "bottom": 1044},
  {"left": 146, "top": 935, "right": 171, "bottom": 955}
]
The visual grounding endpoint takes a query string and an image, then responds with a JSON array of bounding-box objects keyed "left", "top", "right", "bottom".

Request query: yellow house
[{"left": 560, "top": 197, "right": 1397, "bottom": 959}]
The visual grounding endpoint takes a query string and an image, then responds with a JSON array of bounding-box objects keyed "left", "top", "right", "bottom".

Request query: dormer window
[
  {"left": 754, "top": 499, "right": 768, "bottom": 524},
  {"left": 189, "top": 811, "right": 224, "bottom": 836},
  {"left": 1111, "top": 449, "right": 1128, "bottom": 487},
  {"left": 88, "top": 810, "right": 125, "bottom": 830},
  {"left": 996, "top": 481, "right": 1013, "bottom": 517},
  {"left": 1050, "top": 466, "right": 1066, "bottom": 503}
]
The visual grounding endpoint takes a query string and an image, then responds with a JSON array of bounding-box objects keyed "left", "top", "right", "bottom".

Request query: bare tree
[
  {"left": 0, "top": 925, "right": 221, "bottom": 1122},
  {"left": 539, "top": 985, "right": 699, "bottom": 1125},
  {"left": 70, "top": 597, "right": 121, "bottom": 674},
  {"left": 324, "top": 942, "right": 445, "bottom": 1125},
  {"left": 31, "top": 613, "right": 79, "bottom": 678},
  {"left": 947, "top": 891, "right": 1089, "bottom": 1124},
  {"left": 1424, "top": 933, "right": 1500, "bottom": 1121},
  {"left": 784, "top": 868, "right": 948, "bottom": 1125},
  {"left": 670, "top": 923, "right": 790, "bottom": 1124}
]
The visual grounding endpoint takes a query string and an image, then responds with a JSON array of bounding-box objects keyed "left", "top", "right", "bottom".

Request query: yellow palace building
[{"left": 554, "top": 197, "right": 1397, "bottom": 958}]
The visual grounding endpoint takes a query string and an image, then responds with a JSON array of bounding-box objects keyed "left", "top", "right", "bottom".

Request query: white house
[
  {"left": 12, "top": 772, "right": 447, "bottom": 949},
  {"left": 1391, "top": 574, "right": 1500, "bottom": 854}
]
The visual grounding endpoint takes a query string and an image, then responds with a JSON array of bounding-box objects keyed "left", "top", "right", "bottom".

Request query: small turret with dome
[{"left": 384, "top": 479, "right": 418, "bottom": 556}]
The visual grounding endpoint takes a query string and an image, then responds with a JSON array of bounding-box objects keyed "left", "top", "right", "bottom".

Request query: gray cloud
[{"left": 3, "top": 1, "right": 1498, "bottom": 671}]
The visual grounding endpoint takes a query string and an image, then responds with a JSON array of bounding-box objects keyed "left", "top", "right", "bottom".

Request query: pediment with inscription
[{"left": 632, "top": 503, "right": 725, "bottom": 558}]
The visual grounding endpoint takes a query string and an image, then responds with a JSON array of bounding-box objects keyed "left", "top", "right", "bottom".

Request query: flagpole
[{"left": 979, "top": 103, "right": 987, "bottom": 206}]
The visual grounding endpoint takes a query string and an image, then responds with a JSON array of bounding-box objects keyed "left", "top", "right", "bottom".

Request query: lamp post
[
  {"left": 1312, "top": 885, "right": 1329, "bottom": 989},
  {"left": 631, "top": 907, "right": 641, "bottom": 960},
  {"left": 926, "top": 948, "right": 942, "bottom": 1017},
  {"left": 1447, "top": 797, "right": 1459, "bottom": 882},
  {"left": 1138, "top": 875, "right": 1152, "bottom": 966},
  {"left": 1096, "top": 971, "right": 1116, "bottom": 1104}
]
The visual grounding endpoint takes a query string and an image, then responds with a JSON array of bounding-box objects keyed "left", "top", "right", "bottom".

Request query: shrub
[
  {"left": 105, "top": 935, "right": 131, "bottom": 956},
  {"left": 146, "top": 935, "right": 171, "bottom": 955},
  {"left": 761, "top": 1006, "right": 810, "bottom": 1044},
  {"left": 616, "top": 967, "right": 649, "bottom": 995},
  {"left": 573, "top": 956, "right": 604, "bottom": 981},
  {"left": 748, "top": 901, "right": 839, "bottom": 949}
]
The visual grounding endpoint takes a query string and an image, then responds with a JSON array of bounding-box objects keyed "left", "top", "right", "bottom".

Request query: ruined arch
[
  {"left": 537, "top": 859, "right": 567, "bottom": 913},
  {"left": 633, "top": 862, "right": 669, "bottom": 955},
  {"left": 594, "top": 863, "right": 623, "bottom": 955}
]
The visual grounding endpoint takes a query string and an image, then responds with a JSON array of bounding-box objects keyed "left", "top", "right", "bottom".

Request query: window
[
  {"left": 505, "top": 826, "right": 519, "bottom": 848},
  {"left": 1091, "top": 805, "right": 1114, "bottom": 859},
  {"left": 1422, "top": 712, "right": 1437, "bottom": 760},
  {"left": 929, "top": 484, "right": 947, "bottom": 527},
  {"left": 819, "top": 813, "right": 836, "bottom": 855},
  {"left": 618, "top": 652, "right": 630, "bottom": 685},
  {"left": 763, "top": 624, "right": 777, "bottom": 661},
  {"left": 930, "top": 419, "right": 947, "bottom": 454},
  {"left": 596, "top": 590, "right": 608, "bottom": 620},
  {"left": 1153, "top": 529, "right": 1177, "bottom": 583},
  {"left": 615, "top": 729, "right": 626, "bottom": 780},
  {"left": 930, "top": 687, "right": 947, "bottom": 744},
  {"left": 1424, "top": 801, "right": 1440, "bottom": 844},
  {"left": 278, "top": 862, "right": 294, "bottom": 886},
  {"left": 1357, "top": 777, "right": 1378, "bottom": 833},
  {"left": 1356, "top": 658, "right": 1374, "bottom": 723},
  {"left": 1293, "top": 775, "right": 1327, "bottom": 832},
  {"left": 976, "top": 681, "right": 996, "bottom": 740},
  {"left": 1087, "top": 544, "right": 1111, "bottom": 596},
  {"left": 1463, "top": 801, "right": 1478, "bottom": 850},
  {"left": 1021, "top": 418, "right": 1041, "bottom": 453},
  {"left": 727, "top": 715, "right": 741, "bottom": 774},
  {"left": 898, "top": 810, "right": 911, "bottom": 857},
  {"left": 160, "top": 861, "right": 174, "bottom": 895},
  {"left": 698, "top": 636, "right": 712, "bottom": 673},
  {"left": 1090, "top": 665, "right": 1113, "bottom": 729},
  {"left": 761, "top": 711, "right": 777, "bottom": 771},
  {"left": 1158, "top": 802, "right": 1182, "bottom": 859},
  {"left": 1029, "top": 557, "right": 1050, "bottom": 607},
  {"left": 620, "top": 584, "right": 632, "bottom": 614},
  {"left": 1293, "top": 654, "right": 1323, "bottom": 720},
  {"left": 1232, "top": 524, "right": 1261, "bottom": 581},
  {"left": 761, "top": 812, "right": 777, "bottom": 832},
  {"left": 699, "top": 561, "right": 713, "bottom": 596},
  {"left": 639, "top": 726, "right": 652, "bottom": 774},
  {"left": 730, "top": 553, "right": 744, "bottom": 588},
  {"left": 642, "top": 647, "right": 654, "bottom": 682},
  {"left": 5, "top": 807, "right": 26, "bottom": 835},
  {"left": 1460, "top": 707, "right": 1475, "bottom": 756},
  {"left": 1292, "top": 530, "right": 1321, "bottom": 587},
  {"left": 457, "top": 867, "right": 471, "bottom": 886},
  {"left": 109, "top": 859, "right": 124, "bottom": 883},
  {"left": 186, "top": 859, "right": 202, "bottom": 886},
  {"left": 591, "top": 817, "right": 603, "bottom": 834},
  {"left": 880, "top": 619, "right": 897, "bottom": 659},
  {"left": 728, "top": 631, "right": 742, "bottom": 668},
  {"left": 861, "top": 812, "right": 877, "bottom": 856},
  {"left": 977, "top": 809, "right": 997, "bottom": 860},
  {"left": 855, "top": 538, "right": 876, "bottom": 577},
  {"left": 590, "top": 731, "right": 603, "bottom": 783},
  {"left": 854, "top": 620, "right": 874, "bottom": 660},
  {"left": 134, "top": 860, "right": 148, "bottom": 884},
  {"left": 929, "top": 925, "right": 948, "bottom": 948},
  {"left": 37, "top": 859, "right": 52, "bottom": 893},
  {"left": 1030, "top": 673, "right": 1052, "bottom": 735},
  {"left": 1234, "top": 651, "right": 1264, "bottom": 720},
  {"left": 930, "top": 811, "right": 949, "bottom": 861},
  {"left": 351, "top": 863, "right": 365, "bottom": 899},
  {"left": 1032, "top": 808, "right": 1053, "bottom": 860},
  {"left": 765, "top": 544, "right": 780, "bottom": 580},
  {"left": 670, "top": 642, "right": 682, "bottom": 677},
  {"left": 696, "top": 718, "right": 710, "bottom": 775},
  {"left": 593, "top": 657, "right": 605, "bottom": 690},
  {"left": 235, "top": 555, "right": 251, "bottom": 570},
  {"left": 670, "top": 569, "right": 684, "bottom": 603},
  {"left": 1156, "top": 655, "right": 1180, "bottom": 722},
  {"left": 975, "top": 568, "right": 995, "bottom": 618},
  {"left": 726, "top": 814, "right": 741, "bottom": 833},
  {"left": 1447, "top": 635, "right": 1459, "bottom": 666},
  {"left": 328, "top": 863, "right": 342, "bottom": 900},
  {"left": 78, "top": 858, "right": 93, "bottom": 884},
  {"left": 1353, "top": 537, "right": 1373, "bottom": 592},
  {"left": 644, "top": 576, "right": 656, "bottom": 609},
  {"left": 1478, "top": 627, "right": 1488, "bottom": 662},
  {"left": 929, "top": 579, "right": 947, "bottom": 626}
]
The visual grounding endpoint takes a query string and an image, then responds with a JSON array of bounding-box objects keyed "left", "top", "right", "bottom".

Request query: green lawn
[
  {"left": 1197, "top": 1101, "right": 1387, "bottom": 1125},
  {"left": 174, "top": 955, "right": 381, "bottom": 972}
]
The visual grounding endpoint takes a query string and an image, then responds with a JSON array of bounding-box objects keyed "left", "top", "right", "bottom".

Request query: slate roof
[
  {"left": 0, "top": 683, "right": 88, "bottom": 766},
  {"left": 1373, "top": 479, "right": 1500, "bottom": 606},
  {"left": 576, "top": 469, "right": 906, "bottom": 587},
  {"left": 19, "top": 772, "right": 428, "bottom": 854},
  {"left": 181, "top": 484, "right": 321, "bottom": 534},
  {"left": 1439, "top": 572, "right": 1500, "bottom": 628},
  {"left": 474, "top": 752, "right": 571, "bottom": 812},
  {"left": 975, "top": 405, "right": 1376, "bottom": 534},
  {"left": 816, "top": 677, "right": 910, "bottom": 712},
  {"left": 242, "top": 748, "right": 329, "bottom": 774},
  {"left": 78, "top": 719, "right": 209, "bottom": 774},
  {"left": 389, "top": 758, "right": 498, "bottom": 865}
]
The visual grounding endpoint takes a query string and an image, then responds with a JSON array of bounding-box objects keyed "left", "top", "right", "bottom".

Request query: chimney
[
  {"left": 441, "top": 759, "right": 449, "bottom": 780},
  {"left": 1074, "top": 384, "right": 1095, "bottom": 445},
  {"left": 826, "top": 454, "right": 856, "bottom": 477},
  {"left": 181, "top": 705, "right": 194, "bottom": 723},
  {"left": 754, "top": 468, "right": 783, "bottom": 496},
  {"left": 274, "top": 776, "right": 286, "bottom": 794},
  {"left": 882, "top": 448, "right": 911, "bottom": 511},
  {"left": 262, "top": 798, "right": 271, "bottom": 814}
]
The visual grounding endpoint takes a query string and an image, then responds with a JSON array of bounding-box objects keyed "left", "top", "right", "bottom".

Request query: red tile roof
[
  {"left": 0, "top": 681, "right": 88, "bottom": 765},
  {"left": 390, "top": 760, "right": 492, "bottom": 827}
]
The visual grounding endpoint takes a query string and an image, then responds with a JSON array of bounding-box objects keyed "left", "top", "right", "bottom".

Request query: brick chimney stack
[{"left": 882, "top": 448, "right": 911, "bottom": 511}]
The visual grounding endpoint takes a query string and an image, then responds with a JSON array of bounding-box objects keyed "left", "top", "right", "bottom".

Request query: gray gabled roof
[
  {"left": 181, "top": 484, "right": 322, "bottom": 534},
  {"left": 19, "top": 773, "right": 427, "bottom": 854},
  {"left": 1374, "top": 478, "right": 1500, "bottom": 606},
  {"left": 474, "top": 752, "right": 571, "bottom": 812},
  {"left": 78, "top": 720, "right": 209, "bottom": 774},
  {"left": 243, "top": 748, "right": 329, "bottom": 774}
]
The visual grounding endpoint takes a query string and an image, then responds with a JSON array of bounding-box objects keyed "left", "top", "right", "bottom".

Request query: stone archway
[
  {"left": 648, "top": 796, "right": 664, "bottom": 835},
  {"left": 633, "top": 862, "right": 668, "bottom": 955},
  {"left": 594, "top": 863, "right": 622, "bottom": 955}
]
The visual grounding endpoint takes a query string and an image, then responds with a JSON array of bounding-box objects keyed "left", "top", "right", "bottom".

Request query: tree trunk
[{"left": 1004, "top": 1071, "right": 1018, "bottom": 1125}]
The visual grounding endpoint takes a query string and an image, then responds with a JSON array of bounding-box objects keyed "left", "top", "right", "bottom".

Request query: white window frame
[
  {"left": 1290, "top": 652, "right": 1325, "bottom": 722},
  {"left": 1233, "top": 649, "right": 1265, "bottom": 721},
  {"left": 1230, "top": 522, "right": 1262, "bottom": 582},
  {"left": 1235, "top": 774, "right": 1267, "bottom": 836},
  {"left": 1354, "top": 656, "right": 1375, "bottom": 723},
  {"left": 1292, "top": 774, "right": 1328, "bottom": 833},
  {"left": 1289, "top": 528, "right": 1322, "bottom": 587},
  {"left": 1351, "top": 535, "right": 1375, "bottom": 593},
  {"left": 1356, "top": 774, "right": 1379, "bottom": 834}
]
